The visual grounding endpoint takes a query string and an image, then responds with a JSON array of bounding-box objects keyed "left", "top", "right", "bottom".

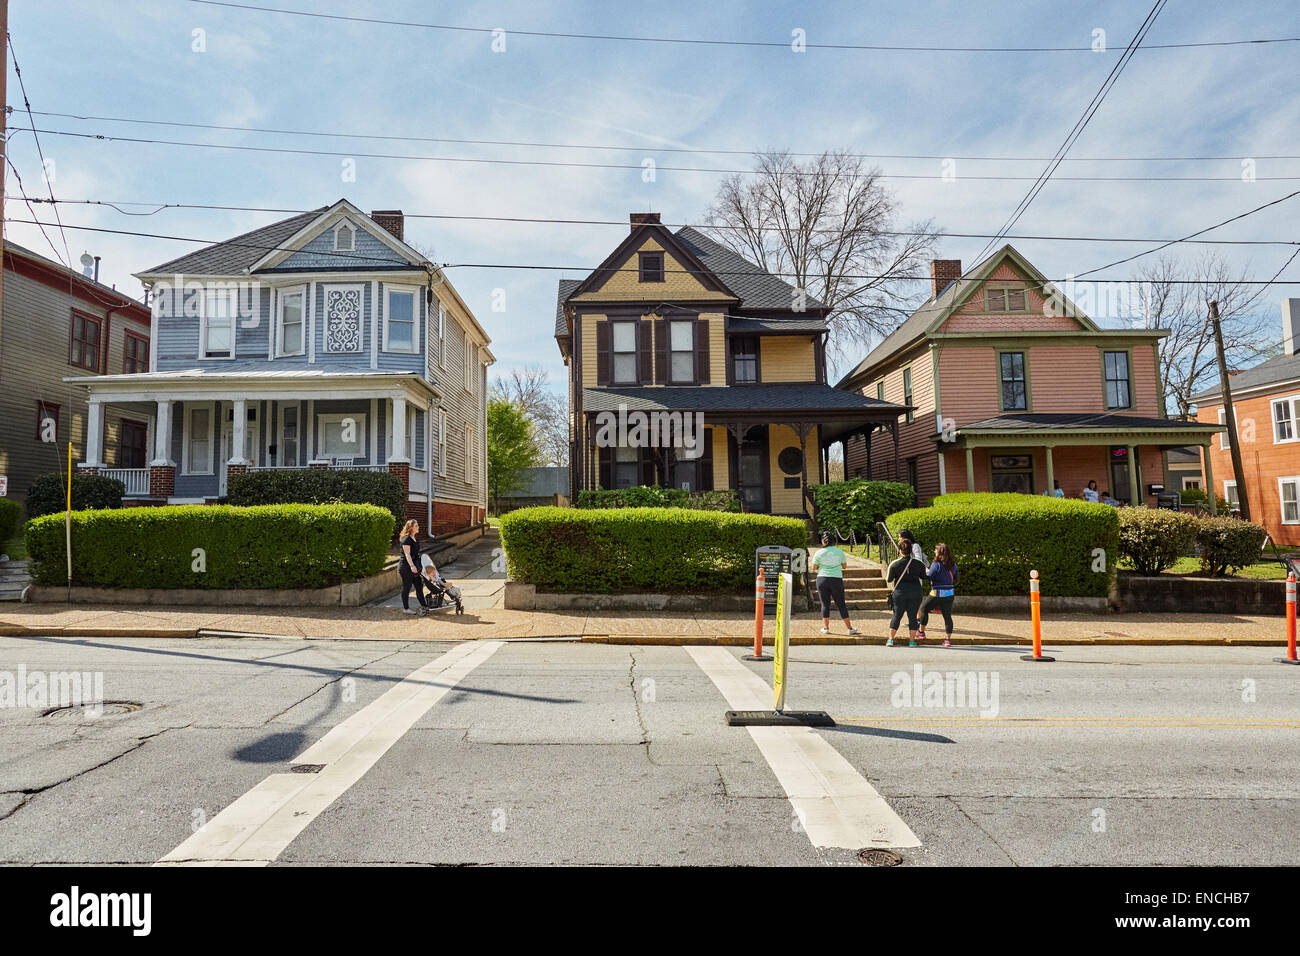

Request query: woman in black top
[
  {"left": 398, "top": 519, "right": 427, "bottom": 615},
  {"left": 885, "top": 538, "right": 927, "bottom": 647}
]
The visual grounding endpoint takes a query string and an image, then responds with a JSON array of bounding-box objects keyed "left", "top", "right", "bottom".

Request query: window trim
[
  {"left": 438, "top": 408, "right": 448, "bottom": 477},
  {"left": 465, "top": 422, "right": 474, "bottom": 484},
  {"left": 985, "top": 285, "right": 1029, "bottom": 313},
  {"left": 638, "top": 251, "right": 665, "bottom": 283},
  {"left": 875, "top": 380, "right": 885, "bottom": 402},
  {"left": 463, "top": 331, "right": 475, "bottom": 394},
  {"left": 332, "top": 219, "right": 356, "bottom": 252},
  {"left": 1101, "top": 347, "right": 1134, "bottom": 411},
  {"left": 69, "top": 309, "right": 102, "bottom": 371},
  {"left": 1279, "top": 476, "right": 1300, "bottom": 525},
  {"left": 382, "top": 283, "right": 420, "bottom": 354},
  {"left": 668, "top": 317, "right": 696, "bottom": 385},
  {"left": 902, "top": 366, "right": 914, "bottom": 423},
  {"left": 316, "top": 412, "right": 367, "bottom": 462},
  {"left": 1223, "top": 479, "right": 1239, "bottom": 510},
  {"left": 1218, "top": 408, "right": 1233, "bottom": 450},
  {"left": 275, "top": 284, "right": 307, "bottom": 358},
  {"left": 610, "top": 318, "right": 639, "bottom": 385},
  {"left": 182, "top": 402, "right": 216, "bottom": 476},
  {"left": 198, "top": 288, "right": 237, "bottom": 361},
  {"left": 35, "top": 401, "right": 60, "bottom": 441},
  {"left": 123, "top": 329, "right": 150, "bottom": 374},
  {"left": 437, "top": 301, "right": 447, "bottom": 369},
  {"left": 997, "top": 349, "right": 1030, "bottom": 412},
  {"left": 1272, "top": 394, "right": 1300, "bottom": 445}
]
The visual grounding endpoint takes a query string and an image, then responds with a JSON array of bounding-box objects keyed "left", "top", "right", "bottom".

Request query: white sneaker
[
  {"left": 819, "top": 627, "right": 830, "bottom": 634},
  {"left": 847, "top": 628, "right": 860, "bottom": 636},
  {"left": 403, "top": 608, "right": 418, "bottom": 614}
]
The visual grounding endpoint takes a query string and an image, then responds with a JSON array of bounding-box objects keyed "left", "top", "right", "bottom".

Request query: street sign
[
  {"left": 755, "top": 545, "right": 793, "bottom": 617},
  {"left": 773, "top": 572, "right": 791, "bottom": 712}
]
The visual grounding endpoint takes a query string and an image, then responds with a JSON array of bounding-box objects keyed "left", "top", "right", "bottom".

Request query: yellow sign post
[
  {"left": 65, "top": 441, "right": 73, "bottom": 592},
  {"left": 773, "top": 571, "right": 792, "bottom": 712}
]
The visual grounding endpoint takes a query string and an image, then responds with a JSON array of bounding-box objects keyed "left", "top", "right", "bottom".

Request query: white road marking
[
  {"left": 685, "top": 646, "right": 921, "bottom": 850},
  {"left": 158, "top": 640, "right": 503, "bottom": 865}
]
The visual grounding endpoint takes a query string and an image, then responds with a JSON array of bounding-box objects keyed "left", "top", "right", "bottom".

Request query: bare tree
[
  {"left": 491, "top": 365, "right": 569, "bottom": 467},
  {"left": 703, "top": 150, "right": 939, "bottom": 361},
  {"left": 1134, "top": 252, "right": 1276, "bottom": 418}
]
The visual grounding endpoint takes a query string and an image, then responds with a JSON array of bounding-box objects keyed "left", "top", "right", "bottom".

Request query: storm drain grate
[
  {"left": 41, "top": 701, "right": 142, "bottom": 720},
  {"left": 858, "top": 848, "right": 903, "bottom": 867},
  {"left": 290, "top": 764, "right": 326, "bottom": 774}
]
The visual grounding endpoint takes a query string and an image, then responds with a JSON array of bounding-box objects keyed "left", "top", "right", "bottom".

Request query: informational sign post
[
  {"left": 755, "top": 545, "right": 793, "bottom": 617},
  {"left": 773, "top": 572, "right": 792, "bottom": 712},
  {"left": 0, "top": 475, "right": 8, "bottom": 497}
]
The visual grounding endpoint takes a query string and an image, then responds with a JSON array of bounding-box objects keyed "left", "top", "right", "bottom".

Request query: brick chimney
[
  {"left": 629, "top": 212, "right": 661, "bottom": 232},
  {"left": 371, "top": 209, "right": 404, "bottom": 241},
  {"left": 931, "top": 259, "right": 962, "bottom": 299}
]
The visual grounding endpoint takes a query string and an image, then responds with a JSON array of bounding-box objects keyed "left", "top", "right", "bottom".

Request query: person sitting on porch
[
  {"left": 1100, "top": 490, "right": 1120, "bottom": 507},
  {"left": 1083, "top": 480, "right": 1100, "bottom": 503},
  {"left": 1043, "top": 480, "right": 1064, "bottom": 498}
]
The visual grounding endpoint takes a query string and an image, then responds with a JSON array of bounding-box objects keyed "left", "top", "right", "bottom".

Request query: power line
[
  {"left": 24, "top": 197, "right": 1300, "bottom": 247},
  {"left": 975, "top": 0, "right": 1167, "bottom": 261},
  {"left": 26, "top": 127, "right": 1300, "bottom": 182},
  {"left": 186, "top": 0, "right": 1300, "bottom": 53},
  {"left": 6, "top": 217, "right": 1298, "bottom": 286},
  {"left": 19, "top": 108, "right": 1300, "bottom": 163}
]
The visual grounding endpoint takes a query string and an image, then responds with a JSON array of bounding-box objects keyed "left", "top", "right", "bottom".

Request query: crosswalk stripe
[
  {"left": 158, "top": 640, "right": 503, "bottom": 865},
  {"left": 685, "top": 646, "right": 921, "bottom": 850}
]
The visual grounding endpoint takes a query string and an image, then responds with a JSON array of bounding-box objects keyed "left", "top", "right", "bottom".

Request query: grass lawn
[
  {"left": 487, "top": 515, "right": 501, "bottom": 528},
  {"left": 1120, "top": 556, "right": 1291, "bottom": 580},
  {"left": 2, "top": 535, "right": 26, "bottom": 562}
]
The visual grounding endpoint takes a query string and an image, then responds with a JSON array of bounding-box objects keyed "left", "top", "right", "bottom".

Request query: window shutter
[
  {"left": 695, "top": 317, "right": 710, "bottom": 384},
  {"left": 638, "top": 447, "right": 655, "bottom": 487},
  {"left": 654, "top": 318, "right": 668, "bottom": 384},
  {"left": 598, "top": 445, "right": 612, "bottom": 489},
  {"left": 700, "top": 427, "right": 714, "bottom": 490},
  {"left": 595, "top": 320, "right": 610, "bottom": 386},
  {"left": 638, "top": 319, "right": 652, "bottom": 384}
]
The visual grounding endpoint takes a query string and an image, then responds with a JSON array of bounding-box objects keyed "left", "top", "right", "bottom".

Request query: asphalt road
[{"left": 0, "top": 634, "right": 1295, "bottom": 866}]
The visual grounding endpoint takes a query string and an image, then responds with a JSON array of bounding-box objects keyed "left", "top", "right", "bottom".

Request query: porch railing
[
  {"left": 102, "top": 468, "right": 149, "bottom": 497},
  {"left": 246, "top": 463, "right": 388, "bottom": 473}
]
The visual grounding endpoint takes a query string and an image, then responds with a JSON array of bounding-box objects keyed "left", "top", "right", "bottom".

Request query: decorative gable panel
[{"left": 323, "top": 284, "right": 365, "bottom": 353}]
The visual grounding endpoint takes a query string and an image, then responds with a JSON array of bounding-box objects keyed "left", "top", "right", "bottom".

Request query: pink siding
[{"left": 942, "top": 443, "right": 1163, "bottom": 505}]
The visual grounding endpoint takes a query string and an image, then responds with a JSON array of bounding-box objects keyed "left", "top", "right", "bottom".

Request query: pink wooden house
[{"left": 837, "top": 246, "right": 1222, "bottom": 506}]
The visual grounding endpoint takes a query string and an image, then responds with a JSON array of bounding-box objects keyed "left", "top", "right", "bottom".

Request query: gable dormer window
[
  {"left": 986, "top": 286, "right": 1028, "bottom": 312},
  {"left": 639, "top": 252, "right": 664, "bottom": 283},
  {"left": 333, "top": 220, "right": 356, "bottom": 252}
]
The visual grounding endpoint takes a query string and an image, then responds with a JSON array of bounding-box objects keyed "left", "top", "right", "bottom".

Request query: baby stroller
[{"left": 420, "top": 556, "right": 464, "bottom": 615}]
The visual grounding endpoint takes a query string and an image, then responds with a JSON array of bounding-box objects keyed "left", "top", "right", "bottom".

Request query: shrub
[
  {"left": 0, "top": 499, "right": 21, "bottom": 544},
  {"left": 1195, "top": 516, "right": 1267, "bottom": 576},
  {"left": 886, "top": 493, "right": 1119, "bottom": 597},
  {"left": 576, "top": 486, "right": 740, "bottom": 512},
  {"left": 812, "top": 480, "right": 914, "bottom": 538},
  {"left": 227, "top": 469, "right": 406, "bottom": 533},
  {"left": 499, "top": 506, "right": 805, "bottom": 592},
  {"left": 24, "top": 503, "right": 393, "bottom": 589},
  {"left": 1177, "top": 487, "right": 1230, "bottom": 512},
  {"left": 25, "top": 472, "right": 125, "bottom": 520},
  {"left": 1117, "top": 507, "right": 1198, "bottom": 575}
]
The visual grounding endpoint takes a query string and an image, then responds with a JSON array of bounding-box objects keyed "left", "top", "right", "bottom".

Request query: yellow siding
[
  {"left": 570, "top": 237, "right": 733, "bottom": 302},
  {"left": 711, "top": 426, "right": 729, "bottom": 490},
  {"left": 760, "top": 335, "right": 817, "bottom": 382},
  {"left": 580, "top": 313, "right": 603, "bottom": 389},
  {"left": 706, "top": 313, "right": 725, "bottom": 385},
  {"left": 767, "top": 424, "right": 818, "bottom": 514}
]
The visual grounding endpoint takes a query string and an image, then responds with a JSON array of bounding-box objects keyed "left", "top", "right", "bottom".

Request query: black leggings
[
  {"left": 919, "top": 594, "right": 955, "bottom": 634},
  {"left": 400, "top": 568, "right": 426, "bottom": 609},
  {"left": 817, "top": 576, "right": 849, "bottom": 619},
  {"left": 889, "top": 589, "right": 922, "bottom": 632}
]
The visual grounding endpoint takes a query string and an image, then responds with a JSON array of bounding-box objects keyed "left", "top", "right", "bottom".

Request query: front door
[
  {"left": 733, "top": 426, "right": 770, "bottom": 513},
  {"left": 219, "top": 405, "right": 259, "bottom": 496},
  {"left": 119, "top": 420, "right": 148, "bottom": 469}
]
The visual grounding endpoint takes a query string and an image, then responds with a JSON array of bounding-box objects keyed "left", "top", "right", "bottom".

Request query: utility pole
[{"left": 1210, "top": 299, "right": 1250, "bottom": 520}]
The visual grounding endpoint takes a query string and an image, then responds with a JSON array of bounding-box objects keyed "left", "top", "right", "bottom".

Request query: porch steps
[{"left": 0, "top": 560, "right": 31, "bottom": 602}]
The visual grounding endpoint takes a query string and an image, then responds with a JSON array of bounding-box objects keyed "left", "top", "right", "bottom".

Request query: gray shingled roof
[
  {"left": 140, "top": 209, "right": 326, "bottom": 276},
  {"left": 1191, "top": 352, "right": 1300, "bottom": 402},
  {"left": 958, "top": 413, "right": 1220, "bottom": 432},
  {"left": 583, "top": 383, "right": 904, "bottom": 415},
  {"left": 673, "top": 227, "right": 827, "bottom": 312},
  {"left": 554, "top": 278, "right": 581, "bottom": 337},
  {"left": 726, "top": 316, "right": 827, "bottom": 334}
]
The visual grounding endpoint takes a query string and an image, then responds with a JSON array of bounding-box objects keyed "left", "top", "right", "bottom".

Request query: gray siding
[{"left": 270, "top": 221, "right": 411, "bottom": 271}]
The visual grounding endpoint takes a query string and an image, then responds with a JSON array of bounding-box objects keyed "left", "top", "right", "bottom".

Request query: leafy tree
[{"left": 487, "top": 398, "right": 539, "bottom": 512}]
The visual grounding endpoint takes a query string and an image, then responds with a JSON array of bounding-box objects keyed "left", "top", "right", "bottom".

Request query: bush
[
  {"left": 576, "top": 486, "right": 740, "bottom": 512},
  {"left": 1177, "top": 487, "right": 1230, "bottom": 512},
  {"left": 24, "top": 503, "right": 393, "bottom": 589},
  {"left": 1195, "top": 516, "right": 1267, "bottom": 576},
  {"left": 227, "top": 469, "right": 406, "bottom": 534},
  {"left": 886, "top": 493, "right": 1119, "bottom": 596},
  {"left": 1117, "top": 507, "right": 1198, "bottom": 575},
  {"left": 25, "top": 472, "right": 125, "bottom": 520},
  {"left": 499, "top": 506, "right": 805, "bottom": 592},
  {"left": 0, "top": 499, "right": 21, "bottom": 544},
  {"left": 812, "top": 480, "right": 914, "bottom": 538}
]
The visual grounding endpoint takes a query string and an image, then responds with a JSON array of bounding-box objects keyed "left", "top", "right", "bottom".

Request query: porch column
[
  {"left": 391, "top": 397, "right": 409, "bottom": 462},
  {"left": 1044, "top": 445, "right": 1055, "bottom": 495},
  {"left": 152, "top": 400, "right": 173, "bottom": 464},
  {"left": 230, "top": 398, "right": 249, "bottom": 465},
  {"left": 84, "top": 400, "right": 105, "bottom": 467},
  {"left": 1126, "top": 444, "right": 1139, "bottom": 506},
  {"left": 965, "top": 445, "right": 975, "bottom": 491},
  {"left": 1201, "top": 441, "right": 1216, "bottom": 515}
]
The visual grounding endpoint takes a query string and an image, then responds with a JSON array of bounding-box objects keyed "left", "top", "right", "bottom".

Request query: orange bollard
[
  {"left": 1020, "top": 569, "right": 1055, "bottom": 662},
  {"left": 743, "top": 566, "right": 773, "bottom": 661},
  {"left": 1275, "top": 573, "right": 1299, "bottom": 665}
]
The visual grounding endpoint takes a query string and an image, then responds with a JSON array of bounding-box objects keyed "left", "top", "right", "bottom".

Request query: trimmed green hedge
[
  {"left": 500, "top": 506, "right": 805, "bottom": 592},
  {"left": 886, "top": 493, "right": 1119, "bottom": 596},
  {"left": 0, "top": 499, "right": 21, "bottom": 544},
  {"left": 26, "top": 472, "right": 125, "bottom": 520},
  {"left": 1195, "top": 516, "right": 1267, "bottom": 576},
  {"left": 575, "top": 486, "right": 741, "bottom": 512},
  {"left": 25, "top": 503, "right": 393, "bottom": 589},
  {"left": 812, "top": 480, "right": 914, "bottom": 538},
  {"left": 227, "top": 469, "right": 406, "bottom": 533},
  {"left": 1117, "top": 507, "right": 1199, "bottom": 575}
]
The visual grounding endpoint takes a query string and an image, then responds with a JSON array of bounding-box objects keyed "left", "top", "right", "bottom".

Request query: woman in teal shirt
[{"left": 811, "top": 532, "right": 860, "bottom": 636}]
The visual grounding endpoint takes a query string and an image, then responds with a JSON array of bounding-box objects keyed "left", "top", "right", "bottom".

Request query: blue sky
[{"left": 7, "top": 0, "right": 1299, "bottom": 389}]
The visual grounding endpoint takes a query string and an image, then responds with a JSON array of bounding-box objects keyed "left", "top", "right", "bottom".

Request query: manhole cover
[
  {"left": 290, "top": 764, "right": 325, "bottom": 774},
  {"left": 858, "top": 848, "right": 903, "bottom": 867},
  {"left": 42, "top": 700, "right": 142, "bottom": 721}
]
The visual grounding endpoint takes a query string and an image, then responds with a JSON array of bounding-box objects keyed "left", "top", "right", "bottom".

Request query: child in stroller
[{"left": 419, "top": 555, "right": 464, "bottom": 614}]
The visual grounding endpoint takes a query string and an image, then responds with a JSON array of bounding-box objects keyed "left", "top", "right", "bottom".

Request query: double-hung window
[
  {"left": 384, "top": 286, "right": 417, "bottom": 352},
  {"left": 1103, "top": 351, "right": 1131, "bottom": 409},
  {"left": 731, "top": 336, "right": 758, "bottom": 384},
  {"left": 70, "top": 311, "right": 101, "bottom": 371},
  {"left": 202, "top": 289, "right": 236, "bottom": 359},
  {"left": 669, "top": 319, "right": 694, "bottom": 383},
  {"left": 186, "top": 405, "right": 213, "bottom": 474},
  {"left": 1273, "top": 397, "right": 1297, "bottom": 443},
  {"left": 277, "top": 286, "right": 305, "bottom": 356},
  {"left": 902, "top": 367, "right": 914, "bottom": 423},
  {"left": 1000, "top": 352, "right": 1027, "bottom": 411},
  {"left": 1280, "top": 477, "right": 1300, "bottom": 524},
  {"left": 124, "top": 331, "right": 150, "bottom": 373},
  {"left": 611, "top": 321, "right": 637, "bottom": 384}
]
